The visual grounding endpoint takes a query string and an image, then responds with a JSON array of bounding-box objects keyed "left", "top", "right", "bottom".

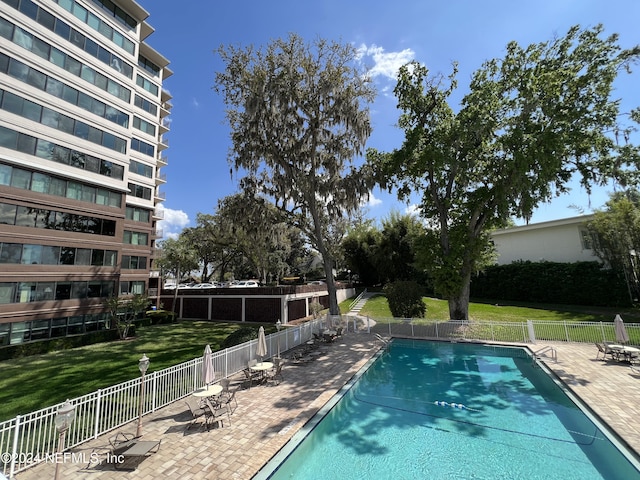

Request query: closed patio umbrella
[
  {"left": 256, "top": 326, "right": 268, "bottom": 362},
  {"left": 202, "top": 344, "right": 215, "bottom": 386},
  {"left": 614, "top": 314, "right": 630, "bottom": 344}
]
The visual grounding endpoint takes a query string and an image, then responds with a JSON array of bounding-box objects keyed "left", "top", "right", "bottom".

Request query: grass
[
  {"left": 359, "top": 294, "right": 640, "bottom": 323},
  {"left": 0, "top": 321, "right": 264, "bottom": 422}
]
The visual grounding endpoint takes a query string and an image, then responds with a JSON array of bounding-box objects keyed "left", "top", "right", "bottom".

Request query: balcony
[
  {"left": 153, "top": 208, "right": 164, "bottom": 220},
  {"left": 155, "top": 189, "right": 166, "bottom": 201},
  {"left": 155, "top": 172, "right": 167, "bottom": 185}
]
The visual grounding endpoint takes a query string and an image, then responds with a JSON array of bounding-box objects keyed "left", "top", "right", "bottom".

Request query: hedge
[
  {"left": 0, "top": 329, "right": 120, "bottom": 361},
  {"left": 471, "top": 261, "right": 630, "bottom": 307}
]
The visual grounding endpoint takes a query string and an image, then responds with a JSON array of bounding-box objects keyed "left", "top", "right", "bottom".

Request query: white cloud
[
  {"left": 157, "top": 205, "right": 190, "bottom": 238},
  {"left": 361, "top": 191, "right": 383, "bottom": 208},
  {"left": 405, "top": 204, "right": 420, "bottom": 216},
  {"left": 356, "top": 44, "right": 415, "bottom": 80},
  {"left": 192, "top": 98, "right": 200, "bottom": 108}
]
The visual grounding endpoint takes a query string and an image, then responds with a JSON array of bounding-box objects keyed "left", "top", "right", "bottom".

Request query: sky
[{"left": 135, "top": 0, "right": 640, "bottom": 239}]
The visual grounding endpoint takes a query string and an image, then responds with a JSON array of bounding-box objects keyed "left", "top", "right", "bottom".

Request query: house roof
[{"left": 491, "top": 214, "right": 596, "bottom": 236}]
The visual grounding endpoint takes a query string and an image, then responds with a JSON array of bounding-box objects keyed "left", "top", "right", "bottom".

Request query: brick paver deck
[{"left": 13, "top": 337, "right": 640, "bottom": 479}]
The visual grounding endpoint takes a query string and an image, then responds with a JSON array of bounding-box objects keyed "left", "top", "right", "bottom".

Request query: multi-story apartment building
[{"left": 0, "top": 0, "right": 171, "bottom": 345}]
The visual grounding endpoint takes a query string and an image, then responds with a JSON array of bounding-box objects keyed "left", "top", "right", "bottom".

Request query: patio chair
[
  {"left": 243, "top": 368, "right": 261, "bottom": 389},
  {"left": 266, "top": 363, "right": 284, "bottom": 386},
  {"left": 323, "top": 333, "right": 336, "bottom": 343},
  {"left": 601, "top": 342, "right": 621, "bottom": 361},
  {"left": 217, "top": 378, "right": 239, "bottom": 414},
  {"left": 335, "top": 327, "right": 343, "bottom": 337},
  {"left": 204, "top": 399, "right": 230, "bottom": 429},
  {"left": 185, "top": 399, "right": 207, "bottom": 429}
]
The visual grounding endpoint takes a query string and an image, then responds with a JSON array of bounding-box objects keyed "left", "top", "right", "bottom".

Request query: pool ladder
[
  {"left": 533, "top": 346, "right": 557, "bottom": 364},
  {"left": 374, "top": 333, "right": 389, "bottom": 347}
]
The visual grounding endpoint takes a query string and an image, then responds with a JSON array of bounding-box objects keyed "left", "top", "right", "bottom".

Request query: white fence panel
[{"left": 0, "top": 319, "right": 320, "bottom": 477}]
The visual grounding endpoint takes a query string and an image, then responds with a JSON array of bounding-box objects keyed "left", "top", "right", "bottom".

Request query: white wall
[{"left": 491, "top": 216, "right": 599, "bottom": 265}]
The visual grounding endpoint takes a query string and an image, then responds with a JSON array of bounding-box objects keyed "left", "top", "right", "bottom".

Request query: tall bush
[
  {"left": 471, "top": 261, "right": 629, "bottom": 306},
  {"left": 384, "top": 281, "right": 427, "bottom": 318}
]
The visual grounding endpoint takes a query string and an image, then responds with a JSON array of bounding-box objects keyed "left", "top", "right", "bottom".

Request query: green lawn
[
  {"left": 359, "top": 294, "right": 640, "bottom": 323},
  {"left": 0, "top": 321, "right": 258, "bottom": 422}
]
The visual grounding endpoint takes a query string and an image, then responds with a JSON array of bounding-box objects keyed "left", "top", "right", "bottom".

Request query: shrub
[
  {"left": 383, "top": 280, "right": 427, "bottom": 318},
  {"left": 145, "top": 310, "right": 177, "bottom": 325},
  {"left": 471, "top": 261, "right": 629, "bottom": 306},
  {"left": 220, "top": 326, "right": 260, "bottom": 349}
]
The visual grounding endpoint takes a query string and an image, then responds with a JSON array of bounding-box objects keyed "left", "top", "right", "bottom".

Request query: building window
[
  {"left": 134, "top": 95, "right": 158, "bottom": 116},
  {"left": 1, "top": 17, "right": 131, "bottom": 102},
  {"left": 579, "top": 229, "right": 594, "bottom": 250},
  {"left": 0, "top": 161, "right": 122, "bottom": 209},
  {"left": 130, "top": 138, "right": 155, "bottom": 157},
  {"left": 126, "top": 206, "right": 151, "bottom": 223},
  {"left": 0, "top": 88, "right": 127, "bottom": 153},
  {"left": 136, "top": 74, "right": 159, "bottom": 96},
  {"left": 129, "top": 159, "right": 153, "bottom": 178},
  {"left": 0, "top": 53, "right": 130, "bottom": 127},
  {"left": 120, "top": 280, "right": 146, "bottom": 295},
  {"left": 124, "top": 230, "right": 149, "bottom": 246},
  {"left": 128, "top": 183, "right": 152, "bottom": 200}
]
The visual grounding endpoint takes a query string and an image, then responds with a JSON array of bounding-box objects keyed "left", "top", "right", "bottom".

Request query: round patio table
[{"left": 192, "top": 385, "right": 223, "bottom": 398}]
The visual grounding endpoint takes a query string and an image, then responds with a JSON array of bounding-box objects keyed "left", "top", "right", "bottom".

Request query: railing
[
  {"left": 347, "top": 289, "right": 368, "bottom": 312},
  {"left": 367, "top": 317, "right": 640, "bottom": 345},
  {"left": 0, "top": 319, "right": 322, "bottom": 478}
]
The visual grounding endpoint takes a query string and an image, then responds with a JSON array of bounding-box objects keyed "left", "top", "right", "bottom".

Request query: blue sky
[{"left": 135, "top": 0, "right": 640, "bottom": 238}]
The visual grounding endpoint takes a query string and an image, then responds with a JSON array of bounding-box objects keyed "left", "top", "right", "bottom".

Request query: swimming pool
[{"left": 255, "top": 339, "right": 640, "bottom": 479}]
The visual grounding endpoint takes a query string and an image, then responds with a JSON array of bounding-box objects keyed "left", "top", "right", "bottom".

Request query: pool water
[{"left": 260, "top": 339, "right": 640, "bottom": 479}]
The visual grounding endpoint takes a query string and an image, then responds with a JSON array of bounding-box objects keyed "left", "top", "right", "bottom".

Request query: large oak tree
[
  {"left": 369, "top": 25, "right": 640, "bottom": 320},
  {"left": 215, "top": 34, "right": 376, "bottom": 314}
]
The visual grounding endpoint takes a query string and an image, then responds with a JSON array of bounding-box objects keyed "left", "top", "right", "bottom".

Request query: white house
[{"left": 491, "top": 215, "right": 598, "bottom": 265}]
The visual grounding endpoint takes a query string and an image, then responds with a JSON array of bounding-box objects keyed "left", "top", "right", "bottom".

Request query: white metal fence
[
  {"left": 367, "top": 317, "right": 640, "bottom": 345},
  {"left": 0, "top": 319, "right": 327, "bottom": 478},
  {"left": 2, "top": 315, "right": 637, "bottom": 477}
]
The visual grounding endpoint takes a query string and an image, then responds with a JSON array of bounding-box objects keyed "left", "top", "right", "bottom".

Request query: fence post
[
  {"left": 564, "top": 321, "right": 570, "bottom": 342},
  {"left": 151, "top": 371, "right": 157, "bottom": 412},
  {"left": 9, "top": 415, "right": 20, "bottom": 478},
  {"left": 94, "top": 389, "right": 102, "bottom": 439}
]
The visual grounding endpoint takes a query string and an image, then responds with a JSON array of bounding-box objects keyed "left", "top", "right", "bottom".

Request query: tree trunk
[
  {"left": 448, "top": 268, "right": 471, "bottom": 320},
  {"left": 322, "top": 257, "right": 340, "bottom": 315}
]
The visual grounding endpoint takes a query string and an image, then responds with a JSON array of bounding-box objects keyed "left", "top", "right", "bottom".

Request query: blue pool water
[{"left": 258, "top": 339, "right": 640, "bottom": 479}]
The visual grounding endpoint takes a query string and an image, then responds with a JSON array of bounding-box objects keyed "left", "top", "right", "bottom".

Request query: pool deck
[{"left": 13, "top": 337, "right": 640, "bottom": 479}]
